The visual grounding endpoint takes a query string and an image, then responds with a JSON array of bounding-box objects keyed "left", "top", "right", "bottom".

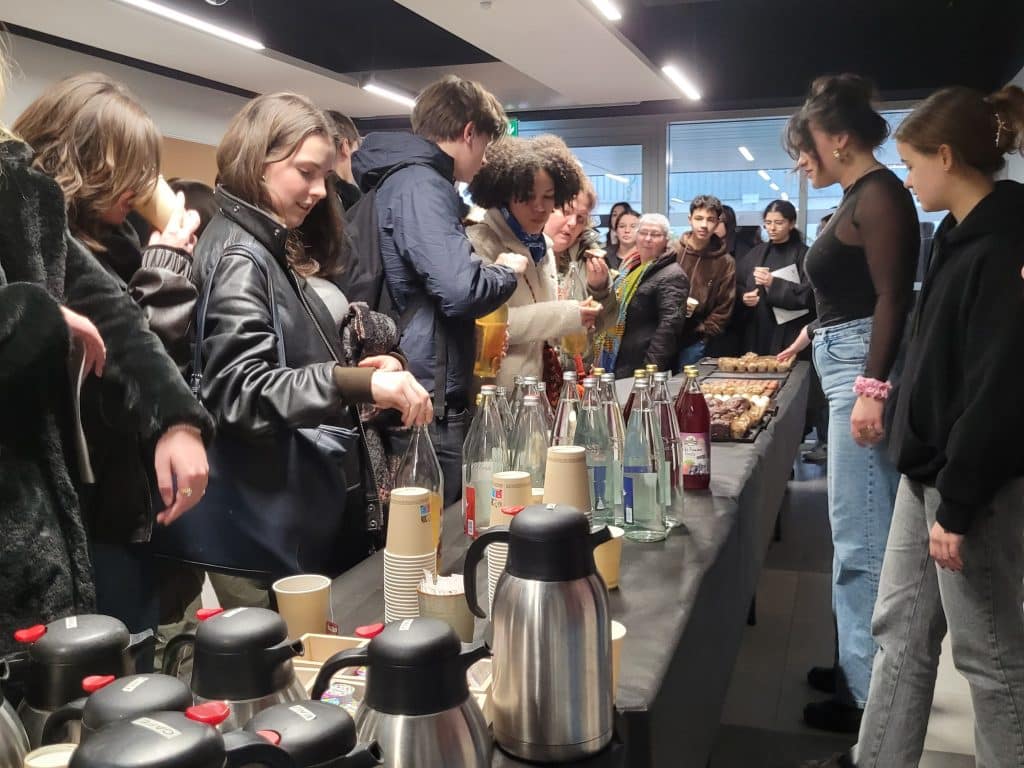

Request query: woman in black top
[
  {"left": 778, "top": 74, "right": 919, "bottom": 733},
  {"left": 805, "top": 85, "right": 1024, "bottom": 768},
  {"left": 734, "top": 200, "right": 812, "bottom": 354}
]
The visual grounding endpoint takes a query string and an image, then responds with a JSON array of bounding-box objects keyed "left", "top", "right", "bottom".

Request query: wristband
[{"left": 853, "top": 376, "right": 891, "bottom": 400}]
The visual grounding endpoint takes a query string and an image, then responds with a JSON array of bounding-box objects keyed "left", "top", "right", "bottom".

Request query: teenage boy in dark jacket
[{"left": 352, "top": 76, "right": 526, "bottom": 505}]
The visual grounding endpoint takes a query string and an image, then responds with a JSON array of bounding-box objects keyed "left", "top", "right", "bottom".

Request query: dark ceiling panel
[
  {"left": 163, "top": 0, "right": 497, "bottom": 71},
  {"left": 617, "top": 0, "right": 1024, "bottom": 104}
]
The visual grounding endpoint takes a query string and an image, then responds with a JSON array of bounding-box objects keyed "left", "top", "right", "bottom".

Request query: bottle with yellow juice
[{"left": 394, "top": 425, "right": 444, "bottom": 558}]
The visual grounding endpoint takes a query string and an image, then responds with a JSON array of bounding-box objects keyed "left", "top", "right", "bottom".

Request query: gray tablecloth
[{"left": 330, "top": 364, "right": 810, "bottom": 767}]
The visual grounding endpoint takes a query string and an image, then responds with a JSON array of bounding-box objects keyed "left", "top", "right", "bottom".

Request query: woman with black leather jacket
[
  {"left": 188, "top": 93, "right": 431, "bottom": 592},
  {"left": 10, "top": 73, "right": 214, "bottom": 651}
]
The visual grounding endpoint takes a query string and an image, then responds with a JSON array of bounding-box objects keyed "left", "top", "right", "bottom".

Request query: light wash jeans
[
  {"left": 675, "top": 339, "right": 706, "bottom": 373},
  {"left": 853, "top": 476, "right": 1024, "bottom": 767},
  {"left": 812, "top": 317, "right": 901, "bottom": 706}
]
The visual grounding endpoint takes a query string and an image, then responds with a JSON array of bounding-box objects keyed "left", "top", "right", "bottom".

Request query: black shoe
[
  {"left": 799, "top": 754, "right": 855, "bottom": 768},
  {"left": 803, "top": 698, "right": 863, "bottom": 734},
  {"left": 806, "top": 665, "right": 837, "bottom": 694},
  {"left": 802, "top": 443, "right": 827, "bottom": 465}
]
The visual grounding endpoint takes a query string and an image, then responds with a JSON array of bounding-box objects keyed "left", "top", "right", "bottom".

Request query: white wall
[
  {"left": 1007, "top": 63, "right": 1024, "bottom": 182},
  {"left": 1, "top": 34, "right": 247, "bottom": 145}
]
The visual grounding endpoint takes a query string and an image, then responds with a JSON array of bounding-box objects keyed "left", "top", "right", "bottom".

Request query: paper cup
[
  {"left": 543, "top": 446, "right": 592, "bottom": 520},
  {"left": 387, "top": 487, "right": 434, "bottom": 556},
  {"left": 273, "top": 574, "right": 332, "bottom": 640},
  {"left": 531, "top": 487, "right": 545, "bottom": 504},
  {"left": 593, "top": 525, "right": 624, "bottom": 590},
  {"left": 24, "top": 744, "right": 76, "bottom": 768},
  {"left": 417, "top": 588, "right": 475, "bottom": 642},
  {"left": 133, "top": 175, "right": 178, "bottom": 232},
  {"left": 489, "top": 471, "right": 532, "bottom": 528},
  {"left": 611, "top": 620, "right": 626, "bottom": 697}
]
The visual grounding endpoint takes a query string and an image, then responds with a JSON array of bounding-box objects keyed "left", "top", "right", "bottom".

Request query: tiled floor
[{"left": 709, "top": 458, "right": 977, "bottom": 767}]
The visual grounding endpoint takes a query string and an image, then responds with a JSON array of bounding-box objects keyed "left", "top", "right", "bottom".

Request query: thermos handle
[
  {"left": 266, "top": 638, "right": 304, "bottom": 665},
  {"left": 589, "top": 524, "right": 612, "bottom": 549},
  {"left": 342, "top": 741, "right": 384, "bottom": 768},
  {"left": 161, "top": 633, "right": 196, "bottom": 681},
  {"left": 463, "top": 527, "right": 511, "bottom": 619},
  {"left": 459, "top": 639, "right": 491, "bottom": 669},
  {"left": 311, "top": 647, "right": 369, "bottom": 700},
  {"left": 40, "top": 697, "right": 86, "bottom": 745},
  {"left": 223, "top": 730, "right": 296, "bottom": 768}
]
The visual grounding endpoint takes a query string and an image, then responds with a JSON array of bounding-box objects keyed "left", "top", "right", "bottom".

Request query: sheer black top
[{"left": 805, "top": 168, "right": 919, "bottom": 380}]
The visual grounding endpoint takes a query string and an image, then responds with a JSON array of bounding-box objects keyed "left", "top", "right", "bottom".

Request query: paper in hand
[{"left": 769, "top": 264, "right": 810, "bottom": 326}]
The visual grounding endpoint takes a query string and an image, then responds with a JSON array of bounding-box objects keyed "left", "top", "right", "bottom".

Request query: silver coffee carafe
[{"left": 465, "top": 504, "right": 614, "bottom": 763}]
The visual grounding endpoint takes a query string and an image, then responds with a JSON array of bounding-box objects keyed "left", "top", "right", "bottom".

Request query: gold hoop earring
[{"left": 832, "top": 148, "right": 842, "bottom": 161}]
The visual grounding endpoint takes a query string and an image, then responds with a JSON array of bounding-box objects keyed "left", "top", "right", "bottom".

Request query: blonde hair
[
  {"left": 0, "top": 38, "right": 19, "bottom": 143},
  {"left": 13, "top": 72, "right": 161, "bottom": 250},
  {"left": 216, "top": 92, "right": 337, "bottom": 276}
]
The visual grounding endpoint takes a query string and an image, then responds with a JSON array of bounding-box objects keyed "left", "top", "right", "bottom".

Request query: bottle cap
[
  {"left": 563, "top": 372, "right": 577, "bottom": 381},
  {"left": 480, "top": 385, "right": 497, "bottom": 394},
  {"left": 633, "top": 369, "right": 646, "bottom": 378},
  {"left": 582, "top": 377, "right": 597, "bottom": 387}
]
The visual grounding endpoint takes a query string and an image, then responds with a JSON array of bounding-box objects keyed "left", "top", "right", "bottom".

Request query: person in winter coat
[
  {"left": 188, "top": 93, "right": 430, "bottom": 593},
  {"left": 596, "top": 213, "right": 690, "bottom": 378},
  {"left": 12, "top": 73, "right": 214, "bottom": 642},
  {"left": 0, "top": 90, "right": 212, "bottom": 654},
  {"left": 734, "top": 199, "right": 813, "bottom": 355},
  {"left": 804, "top": 85, "right": 1024, "bottom": 768},
  {"left": 466, "top": 135, "right": 611, "bottom": 389},
  {"left": 352, "top": 75, "right": 525, "bottom": 506},
  {"left": 674, "top": 194, "right": 737, "bottom": 369}
]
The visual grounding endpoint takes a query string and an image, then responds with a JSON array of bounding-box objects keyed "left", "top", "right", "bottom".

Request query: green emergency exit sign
[{"left": 508, "top": 117, "right": 519, "bottom": 136}]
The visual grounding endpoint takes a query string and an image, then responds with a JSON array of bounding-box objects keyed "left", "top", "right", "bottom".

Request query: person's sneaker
[
  {"left": 803, "top": 698, "right": 863, "bottom": 733},
  {"left": 798, "top": 754, "right": 855, "bottom": 768},
  {"left": 806, "top": 665, "right": 837, "bottom": 694},
  {"left": 802, "top": 443, "right": 828, "bottom": 464}
]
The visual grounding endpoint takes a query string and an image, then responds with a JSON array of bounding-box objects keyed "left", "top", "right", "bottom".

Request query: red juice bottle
[
  {"left": 621, "top": 369, "right": 648, "bottom": 425},
  {"left": 674, "top": 366, "right": 710, "bottom": 490}
]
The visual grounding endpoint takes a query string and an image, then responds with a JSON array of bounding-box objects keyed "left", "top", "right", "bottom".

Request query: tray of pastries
[
  {"left": 704, "top": 352, "right": 793, "bottom": 378},
  {"left": 700, "top": 378, "right": 780, "bottom": 398},
  {"left": 706, "top": 394, "right": 773, "bottom": 442}
]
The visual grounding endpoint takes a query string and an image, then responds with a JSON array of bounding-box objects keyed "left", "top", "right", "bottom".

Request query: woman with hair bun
[
  {"left": 806, "top": 84, "right": 1024, "bottom": 768},
  {"left": 778, "top": 73, "right": 920, "bottom": 732}
]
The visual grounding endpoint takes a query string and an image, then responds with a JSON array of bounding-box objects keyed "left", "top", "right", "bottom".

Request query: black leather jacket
[{"left": 193, "top": 188, "right": 375, "bottom": 439}]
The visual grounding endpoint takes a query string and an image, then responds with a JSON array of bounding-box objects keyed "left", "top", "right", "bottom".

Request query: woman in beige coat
[{"left": 467, "top": 136, "right": 615, "bottom": 389}]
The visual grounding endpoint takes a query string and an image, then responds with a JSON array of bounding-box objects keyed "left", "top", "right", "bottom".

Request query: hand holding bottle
[
  {"left": 495, "top": 252, "right": 529, "bottom": 276},
  {"left": 371, "top": 371, "right": 432, "bottom": 427},
  {"left": 579, "top": 297, "right": 602, "bottom": 331}
]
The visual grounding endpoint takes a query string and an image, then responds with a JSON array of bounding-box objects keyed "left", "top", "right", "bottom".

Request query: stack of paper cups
[
  {"left": 384, "top": 487, "right": 437, "bottom": 623},
  {"left": 543, "top": 445, "right": 593, "bottom": 525},
  {"left": 485, "top": 472, "right": 532, "bottom": 614}
]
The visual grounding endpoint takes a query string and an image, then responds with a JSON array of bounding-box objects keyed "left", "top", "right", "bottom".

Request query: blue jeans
[
  {"left": 812, "top": 317, "right": 900, "bottom": 706},
  {"left": 854, "top": 476, "right": 1024, "bottom": 767},
  {"left": 676, "top": 339, "right": 706, "bottom": 372}
]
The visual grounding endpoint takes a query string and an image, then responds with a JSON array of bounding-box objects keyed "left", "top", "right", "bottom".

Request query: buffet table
[{"left": 329, "top": 363, "right": 810, "bottom": 767}]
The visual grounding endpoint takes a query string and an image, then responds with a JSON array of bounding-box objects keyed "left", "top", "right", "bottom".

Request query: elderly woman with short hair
[{"left": 597, "top": 213, "right": 690, "bottom": 378}]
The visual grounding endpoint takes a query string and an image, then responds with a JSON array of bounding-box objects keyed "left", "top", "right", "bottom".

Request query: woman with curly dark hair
[{"left": 466, "top": 135, "right": 615, "bottom": 389}]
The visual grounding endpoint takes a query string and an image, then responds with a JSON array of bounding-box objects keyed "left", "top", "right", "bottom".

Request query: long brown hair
[
  {"left": 895, "top": 85, "right": 1024, "bottom": 175},
  {"left": 217, "top": 92, "right": 339, "bottom": 276},
  {"left": 13, "top": 72, "right": 161, "bottom": 251}
]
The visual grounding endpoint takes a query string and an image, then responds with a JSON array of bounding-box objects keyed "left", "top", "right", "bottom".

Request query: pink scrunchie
[{"left": 853, "top": 376, "right": 892, "bottom": 400}]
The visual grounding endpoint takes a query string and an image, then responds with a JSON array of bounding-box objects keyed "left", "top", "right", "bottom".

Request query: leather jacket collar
[{"left": 215, "top": 186, "right": 290, "bottom": 258}]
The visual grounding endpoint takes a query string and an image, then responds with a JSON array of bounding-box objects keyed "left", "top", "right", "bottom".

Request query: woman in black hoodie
[{"left": 806, "top": 85, "right": 1024, "bottom": 768}]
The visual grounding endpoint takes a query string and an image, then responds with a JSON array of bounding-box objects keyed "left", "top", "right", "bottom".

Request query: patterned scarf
[
  {"left": 595, "top": 251, "right": 650, "bottom": 371},
  {"left": 501, "top": 206, "right": 547, "bottom": 263}
]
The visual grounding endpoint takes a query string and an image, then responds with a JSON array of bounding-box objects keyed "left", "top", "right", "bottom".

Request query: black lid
[
  {"left": 506, "top": 504, "right": 600, "bottom": 581},
  {"left": 191, "top": 608, "right": 300, "bottom": 701},
  {"left": 24, "top": 615, "right": 134, "bottom": 708},
  {"left": 244, "top": 702, "right": 356, "bottom": 768},
  {"left": 82, "top": 674, "right": 193, "bottom": 732},
  {"left": 363, "top": 619, "right": 483, "bottom": 716},
  {"left": 70, "top": 711, "right": 226, "bottom": 768}
]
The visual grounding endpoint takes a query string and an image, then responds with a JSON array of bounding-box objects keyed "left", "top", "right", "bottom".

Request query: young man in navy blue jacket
[{"left": 353, "top": 76, "right": 527, "bottom": 505}]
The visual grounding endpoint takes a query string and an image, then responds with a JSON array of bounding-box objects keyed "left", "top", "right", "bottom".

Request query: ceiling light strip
[
  {"left": 738, "top": 146, "right": 754, "bottom": 162},
  {"left": 661, "top": 64, "right": 701, "bottom": 101},
  {"left": 113, "top": 0, "right": 264, "bottom": 50},
  {"left": 590, "top": 0, "right": 623, "bottom": 21},
  {"left": 363, "top": 82, "right": 417, "bottom": 109},
  {"left": 758, "top": 170, "right": 771, "bottom": 181},
  {"left": 606, "top": 173, "right": 630, "bottom": 184}
]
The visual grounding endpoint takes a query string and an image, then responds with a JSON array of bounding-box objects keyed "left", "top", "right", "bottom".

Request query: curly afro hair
[{"left": 468, "top": 134, "right": 584, "bottom": 210}]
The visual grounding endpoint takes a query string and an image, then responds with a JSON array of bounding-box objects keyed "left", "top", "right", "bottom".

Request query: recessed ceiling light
[
  {"left": 113, "top": 0, "right": 264, "bottom": 49},
  {"left": 661, "top": 64, "right": 701, "bottom": 101},
  {"left": 769, "top": 182, "right": 780, "bottom": 191},
  {"left": 758, "top": 170, "right": 771, "bottom": 181},
  {"left": 780, "top": 192, "right": 790, "bottom": 201},
  {"left": 606, "top": 173, "right": 630, "bottom": 184},
  {"left": 363, "top": 82, "right": 417, "bottom": 109},
  {"left": 590, "top": 0, "right": 622, "bottom": 21},
  {"left": 738, "top": 146, "right": 754, "bottom": 162},
  {"left": 670, "top": 197, "right": 686, "bottom": 206}
]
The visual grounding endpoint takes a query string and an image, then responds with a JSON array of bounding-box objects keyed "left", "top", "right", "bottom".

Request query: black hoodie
[{"left": 890, "top": 180, "right": 1024, "bottom": 533}]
